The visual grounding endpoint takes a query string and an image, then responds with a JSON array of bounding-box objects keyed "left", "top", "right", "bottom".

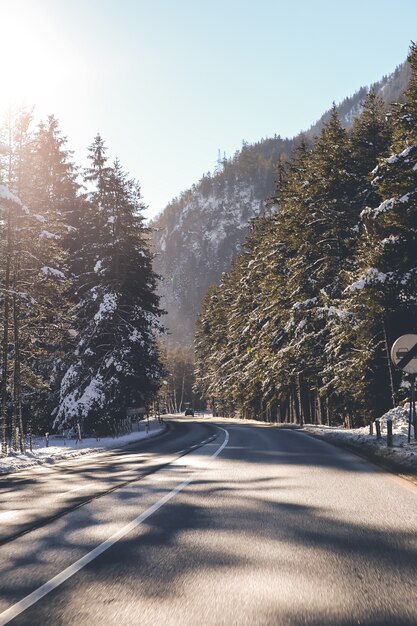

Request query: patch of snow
[
  {"left": 301, "top": 404, "right": 417, "bottom": 474},
  {"left": 381, "top": 235, "right": 399, "bottom": 246},
  {"left": 0, "top": 185, "right": 22, "bottom": 206},
  {"left": 94, "top": 292, "right": 117, "bottom": 323},
  {"left": 0, "top": 420, "right": 166, "bottom": 475},
  {"left": 398, "top": 145, "right": 414, "bottom": 160},
  {"left": 41, "top": 266, "right": 65, "bottom": 279},
  {"left": 322, "top": 305, "right": 350, "bottom": 319},
  {"left": 362, "top": 198, "right": 396, "bottom": 219},
  {"left": 292, "top": 297, "right": 318, "bottom": 310},
  {"left": 40, "top": 230, "right": 59, "bottom": 240},
  {"left": 129, "top": 328, "right": 142, "bottom": 343},
  {"left": 348, "top": 268, "right": 387, "bottom": 291}
]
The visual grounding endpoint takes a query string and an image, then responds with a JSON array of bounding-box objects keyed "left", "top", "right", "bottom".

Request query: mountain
[{"left": 151, "top": 60, "right": 410, "bottom": 345}]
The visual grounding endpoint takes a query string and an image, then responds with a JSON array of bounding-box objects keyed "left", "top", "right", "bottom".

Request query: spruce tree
[
  {"left": 195, "top": 284, "right": 229, "bottom": 415},
  {"left": 55, "top": 137, "right": 164, "bottom": 434},
  {"left": 326, "top": 92, "right": 393, "bottom": 423},
  {"left": 345, "top": 43, "right": 417, "bottom": 416}
]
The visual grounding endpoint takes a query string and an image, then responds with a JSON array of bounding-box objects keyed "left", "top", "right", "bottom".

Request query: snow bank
[
  {"left": 301, "top": 405, "right": 417, "bottom": 475},
  {"left": 0, "top": 419, "right": 166, "bottom": 475}
]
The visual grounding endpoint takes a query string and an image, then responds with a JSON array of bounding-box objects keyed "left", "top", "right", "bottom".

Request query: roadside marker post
[
  {"left": 387, "top": 419, "right": 393, "bottom": 447},
  {"left": 390, "top": 334, "right": 417, "bottom": 444}
]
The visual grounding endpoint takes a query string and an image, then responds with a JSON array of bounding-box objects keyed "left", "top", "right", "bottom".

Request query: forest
[
  {"left": 151, "top": 58, "right": 410, "bottom": 346},
  {"left": 195, "top": 44, "right": 417, "bottom": 428},
  {"left": 0, "top": 116, "right": 164, "bottom": 454}
]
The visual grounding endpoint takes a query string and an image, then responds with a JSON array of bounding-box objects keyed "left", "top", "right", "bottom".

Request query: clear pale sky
[{"left": 1, "top": 0, "right": 416, "bottom": 218}]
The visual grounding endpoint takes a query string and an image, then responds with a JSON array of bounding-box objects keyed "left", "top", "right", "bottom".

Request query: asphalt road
[{"left": 0, "top": 417, "right": 416, "bottom": 625}]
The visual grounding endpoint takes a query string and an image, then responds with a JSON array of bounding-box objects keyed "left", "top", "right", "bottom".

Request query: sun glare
[{"left": 0, "top": 4, "right": 78, "bottom": 115}]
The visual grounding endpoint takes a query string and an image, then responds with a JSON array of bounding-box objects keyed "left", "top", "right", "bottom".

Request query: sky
[{"left": 1, "top": 0, "right": 416, "bottom": 219}]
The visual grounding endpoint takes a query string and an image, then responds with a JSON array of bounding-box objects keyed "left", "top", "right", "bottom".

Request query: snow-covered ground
[
  {"left": 0, "top": 419, "right": 166, "bottom": 475},
  {"left": 301, "top": 405, "right": 417, "bottom": 475}
]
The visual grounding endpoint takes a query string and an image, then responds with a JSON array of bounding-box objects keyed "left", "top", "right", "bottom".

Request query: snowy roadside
[
  {"left": 299, "top": 406, "right": 417, "bottom": 480},
  {"left": 0, "top": 419, "right": 166, "bottom": 475}
]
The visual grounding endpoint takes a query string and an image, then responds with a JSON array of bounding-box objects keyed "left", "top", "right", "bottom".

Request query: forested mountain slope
[{"left": 152, "top": 60, "right": 410, "bottom": 345}]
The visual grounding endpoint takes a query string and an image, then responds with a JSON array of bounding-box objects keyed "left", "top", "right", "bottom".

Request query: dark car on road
[{"left": 184, "top": 408, "right": 194, "bottom": 416}]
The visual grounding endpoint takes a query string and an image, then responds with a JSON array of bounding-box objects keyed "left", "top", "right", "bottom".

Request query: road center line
[
  {"left": 0, "top": 427, "right": 229, "bottom": 626},
  {"left": 56, "top": 484, "right": 89, "bottom": 498}
]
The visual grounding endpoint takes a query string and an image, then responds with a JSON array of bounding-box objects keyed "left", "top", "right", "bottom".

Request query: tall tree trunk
[
  {"left": 296, "top": 376, "right": 303, "bottom": 426},
  {"left": 173, "top": 382, "right": 178, "bottom": 413},
  {"left": 13, "top": 261, "right": 25, "bottom": 452},
  {"left": 1, "top": 209, "right": 12, "bottom": 455},
  {"left": 316, "top": 386, "right": 323, "bottom": 425},
  {"left": 325, "top": 395, "right": 331, "bottom": 426},
  {"left": 292, "top": 382, "right": 301, "bottom": 424},
  {"left": 179, "top": 373, "right": 185, "bottom": 412},
  {"left": 284, "top": 395, "right": 290, "bottom": 423}
]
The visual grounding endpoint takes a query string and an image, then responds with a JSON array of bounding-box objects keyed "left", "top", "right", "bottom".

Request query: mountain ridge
[{"left": 152, "top": 60, "right": 410, "bottom": 345}]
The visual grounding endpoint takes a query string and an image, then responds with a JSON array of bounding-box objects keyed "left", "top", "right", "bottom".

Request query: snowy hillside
[{"left": 154, "top": 181, "right": 267, "bottom": 344}]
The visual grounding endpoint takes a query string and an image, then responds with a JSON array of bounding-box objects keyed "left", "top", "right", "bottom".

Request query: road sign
[
  {"left": 126, "top": 407, "right": 147, "bottom": 417},
  {"left": 390, "top": 334, "right": 417, "bottom": 374}
]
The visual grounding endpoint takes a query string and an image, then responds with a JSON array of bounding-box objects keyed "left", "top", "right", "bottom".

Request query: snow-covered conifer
[{"left": 55, "top": 137, "right": 164, "bottom": 434}]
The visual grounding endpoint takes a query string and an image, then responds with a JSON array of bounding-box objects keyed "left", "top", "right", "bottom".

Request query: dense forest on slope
[
  {"left": 194, "top": 43, "right": 417, "bottom": 428},
  {"left": 0, "top": 117, "right": 163, "bottom": 453},
  {"left": 152, "top": 60, "right": 411, "bottom": 345}
]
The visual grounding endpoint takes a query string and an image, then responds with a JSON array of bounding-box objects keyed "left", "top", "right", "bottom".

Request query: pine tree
[
  {"left": 350, "top": 92, "right": 392, "bottom": 179},
  {"left": 25, "top": 116, "right": 79, "bottom": 433},
  {"left": 391, "top": 42, "right": 417, "bottom": 149},
  {"left": 195, "top": 284, "right": 229, "bottom": 416},
  {"left": 55, "top": 137, "right": 164, "bottom": 434},
  {"left": 345, "top": 43, "right": 417, "bottom": 416},
  {"left": 325, "top": 92, "right": 393, "bottom": 423},
  {"left": 0, "top": 112, "right": 75, "bottom": 451}
]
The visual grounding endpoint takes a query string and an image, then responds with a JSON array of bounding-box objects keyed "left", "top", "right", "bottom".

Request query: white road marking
[
  {"left": 0, "top": 428, "right": 229, "bottom": 625},
  {"left": 56, "top": 484, "right": 89, "bottom": 498}
]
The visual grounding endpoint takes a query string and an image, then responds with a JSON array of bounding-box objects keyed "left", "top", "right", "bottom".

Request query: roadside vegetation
[
  {"left": 195, "top": 43, "right": 417, "bottom": 428},
  {"left": 0, "top": 122, "right": 164, "bottom": 453}
]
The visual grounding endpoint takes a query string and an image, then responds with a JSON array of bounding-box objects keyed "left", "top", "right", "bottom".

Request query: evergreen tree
[
  {"left": 326, "top": 92, "right": 393, "bottom": 423},
  {"left": 350, "top": 92, "right": 392, "bottom": 179},
  {"left": 345, "top": 42, "right": 417, "bottom": 416},
  {"left": 195, "top": 284, "right": 229, "bottom": 415},
  {"left": 55, "top": 137, "right": 164, "bottom": 434},
  {"left": 0, "top": 112, "right": 75, "bottom": 450},
  {"left": 391, "top": 42, "right": 417, "bottom": 149},
  {"left": 25, "top": 116, "right": 79, "bottom": 432}
]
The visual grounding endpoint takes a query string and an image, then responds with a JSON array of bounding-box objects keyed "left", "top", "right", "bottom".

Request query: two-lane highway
[
  {"left": 0, "top": 416, "right": 416, "bottom": 625},
  {"left": 0, "top": 419, "right": 214, "bottom": 545}
]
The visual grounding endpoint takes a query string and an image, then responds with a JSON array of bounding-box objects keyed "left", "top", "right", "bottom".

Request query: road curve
[
  {"left": 0, "top": 419, "right": 214, "bottom": 545},
  {"left": 0, "top": 416, "right": 416, "bottom": 626}
]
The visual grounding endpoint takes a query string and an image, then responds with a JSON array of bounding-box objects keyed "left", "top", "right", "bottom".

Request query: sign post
[{"left": 390, "top": 334, "right": 417, "bottom": 443}]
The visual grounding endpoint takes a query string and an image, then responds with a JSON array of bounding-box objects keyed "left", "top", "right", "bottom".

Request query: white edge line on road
[{"left": 0, "top": 427, "right": 229, "bottom": 626}]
